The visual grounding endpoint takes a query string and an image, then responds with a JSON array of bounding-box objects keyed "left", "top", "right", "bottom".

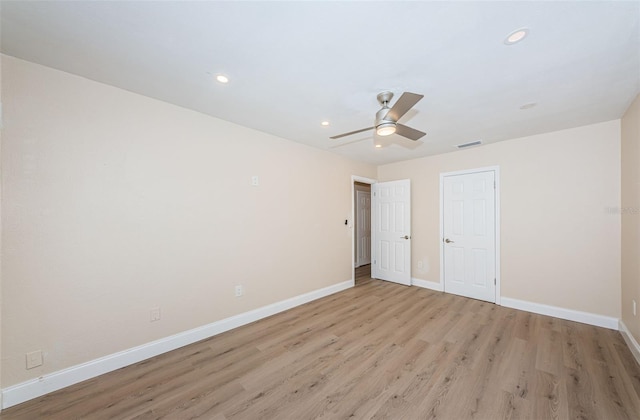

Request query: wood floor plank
[
  {"left": 586, "top": 327, "right": 640, "bottom": 419},
  {"left": 531, "top": 370, "right": 568, "bottom": 420},
  {"left": 612, "top": 339, "right": 640, "bottom": 400},
  {"left": 2, "top": 265, "right": 640, "bottom": 419}
]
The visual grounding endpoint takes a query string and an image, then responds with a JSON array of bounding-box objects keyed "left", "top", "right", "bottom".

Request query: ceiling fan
[{"left": 330, "top": 91, "right": 426, "bottom": 142}]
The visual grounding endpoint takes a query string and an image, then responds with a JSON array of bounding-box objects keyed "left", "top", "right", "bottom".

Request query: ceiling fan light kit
[
  {"left": 376, "top": 122, "right": 396, "bottom": 136},
  {"left": 330, "top": 91, "right": 426, "bottom": 144}
]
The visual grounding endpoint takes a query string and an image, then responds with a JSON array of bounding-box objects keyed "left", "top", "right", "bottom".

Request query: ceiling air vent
[{"left": 456, "top": 140, "right": 483, "bottom": 149}]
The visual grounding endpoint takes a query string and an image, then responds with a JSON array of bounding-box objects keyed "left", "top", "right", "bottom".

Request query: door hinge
[
  {"left": 494, "top": 278, "right": 496, "bottom": 285},
  {"left": 493, "top": 181, "right": 496, "bottom": 189},
  {"left": 374, "top": 260, "right": 376, "bottom": 264}
]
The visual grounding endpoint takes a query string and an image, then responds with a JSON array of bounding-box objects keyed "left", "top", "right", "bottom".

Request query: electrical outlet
[
  {"left": 251, "top": 176, "right": 259, "bottom": 186},
  {"left": 26, "top": 350, "right": 43, "bottom": 369},
  {"left": 633, "top": 300, "right": 637, "bottom": 317},
  {"left": 235, "top": 285, "right": 243, "bottom": 297},
  {"left": 150, "top": 307, "right": 161, "bottom": 322}
]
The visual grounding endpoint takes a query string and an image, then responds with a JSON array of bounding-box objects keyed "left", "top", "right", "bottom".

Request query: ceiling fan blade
[
  {"left": 385, "top": 92, "right": 424, "bottom": 122},
  {"left": 395, "top": 123, "right": 426, "bottom": 141},
  {"left": 330, "top": 126, "right": 374, "bottom": 139}
]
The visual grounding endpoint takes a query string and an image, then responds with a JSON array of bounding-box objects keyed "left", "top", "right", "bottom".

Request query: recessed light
[
  {"left": 520, "top": 102, "right": 537, "bottom": 110},
  {"left": 375, "top": 144, "right": 382, "bottom": 148},
  {"left": 504, "top": 28, "right": 529, "bottom": 45},
  {"left": 321, "top": 121, "right": 330, "bottom": 126},
  {"left": 216, "top": 74, "right": 229, "bottom": 83}
]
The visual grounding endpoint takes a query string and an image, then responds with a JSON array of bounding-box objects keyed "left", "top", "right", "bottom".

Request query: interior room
[{"left": 0, "top": 1, "right": 639, "bottom": 418}]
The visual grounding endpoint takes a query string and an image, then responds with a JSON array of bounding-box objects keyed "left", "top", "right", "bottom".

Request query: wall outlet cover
[
  {"left": 26, "top": 350, "right": 43, "bottom": 370},
  {"left": 150, "top": 307, "right": 161, "bottom": 322}
]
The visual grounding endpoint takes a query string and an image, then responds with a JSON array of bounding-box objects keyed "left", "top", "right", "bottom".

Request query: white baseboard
[
  {"left": 619, "top": 320, "right": 640, "bottom": 366},
  {"left": 412, "top": 278, "right": 444, "bottom": 292},
  {"left": 501, "top": 297, "right": 619, "bottom": 330},
  {"left": 1, "top": 279, "right": 354, "bottom": 409}
]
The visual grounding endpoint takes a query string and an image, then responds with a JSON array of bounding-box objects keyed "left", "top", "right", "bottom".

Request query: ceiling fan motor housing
[
  {"left": 375, "top": 91, "right": 395, "bottom": 128},
  {"left": 375, "top": 106, "right": 394, "bottom": 127},
  {"left": 376, "top": 91, "right": 394, "bottom": 106}
]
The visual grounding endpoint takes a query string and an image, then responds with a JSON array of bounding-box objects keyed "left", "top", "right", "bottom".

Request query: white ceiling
[{"left": 2, "top": 1, "right": 639, "bottom": 165}]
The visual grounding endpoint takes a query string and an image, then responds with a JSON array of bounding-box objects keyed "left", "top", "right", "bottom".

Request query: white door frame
[
  {"left": 439, "top": 166, "right": 501, "bottom": 305},
  {"left": 351, "top": 175, "right": 377, "bottom": 285}
]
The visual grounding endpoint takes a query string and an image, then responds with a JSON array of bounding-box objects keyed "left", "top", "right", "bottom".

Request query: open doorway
[
  {"left": 351, "top": 176, "right": 412, "bottom": 287},
  {"left": 355, "top": 181, "right": 371, "bottom": 285},
  {"left": 354, "top": 181, "right": 371, "bottom": 268},
  {"left": 352, "top": 176, "right": 375, "bottom": 285}
]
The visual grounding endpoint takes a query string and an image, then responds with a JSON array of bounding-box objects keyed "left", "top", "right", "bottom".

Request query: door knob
[
  {"left": 444, "top": 238, "right": 454, "bottom": 243},
  {"left": 401, "top": 235, "right": 410, "bottom": 240}
]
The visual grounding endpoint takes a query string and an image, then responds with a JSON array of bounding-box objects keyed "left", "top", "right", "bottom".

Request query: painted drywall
[
  {"left": 0, "top": 55, "right": 376, "bottom": 388},
  {"left": 378, "top": 121, "right": 622, "bottom": 318},
  {"left": 622, "top": 93, "right": 640, "bottom": 343}
]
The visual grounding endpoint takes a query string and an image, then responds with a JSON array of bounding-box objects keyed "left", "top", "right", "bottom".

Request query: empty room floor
[{"left": 2, "top": 278, "right": 639, "bottom": 419}]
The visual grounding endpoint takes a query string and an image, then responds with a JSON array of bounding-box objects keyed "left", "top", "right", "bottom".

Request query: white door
[
  {"left": 372, "top": 179, "right": 411, "bottom": 286},
  {"left": 442, "top": 170, "right": 496, "bottom": 302},
  {"left": 356, "top": 190, "right": 371, "bottom": 267}
]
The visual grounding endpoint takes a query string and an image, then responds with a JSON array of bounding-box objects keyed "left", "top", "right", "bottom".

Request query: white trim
[
  {"left": 412, "top": 278, "right": 444, "bottom": 292},
  {"left": 439, "top": 166, "right": 501, "bottom": 304},
  {"left": 501, "top": 297, "right": 619, "bottom": 330},
  {"left": 619, "top": 320, "right": 640, "bottom": 366},
  {"left": 352, "top": 175, "right": 377, "bottom": 184},
  {"left": 1, "top": 279, "right": 353, "bottom": 409},
  {"left": 439, "top": 165, "right": 501, "bottom": 178}
]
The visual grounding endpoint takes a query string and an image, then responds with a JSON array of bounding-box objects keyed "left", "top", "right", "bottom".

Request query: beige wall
[
  {"left": 378, "top": 121, "right": 622, "bottom": 318},
  {"left": 0, "top": 52, "right": 631, "bottom": 393},
  {"left": 0, "top": 56, "right": 376, "bottom": 387},
  {"left": 622, "top": 93, "right": 640, "bottom": 343}
]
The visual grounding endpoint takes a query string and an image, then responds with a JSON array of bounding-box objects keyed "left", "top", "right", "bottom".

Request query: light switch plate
[{"left": 150, "top": 307, "right": 161, "bottom": 322}]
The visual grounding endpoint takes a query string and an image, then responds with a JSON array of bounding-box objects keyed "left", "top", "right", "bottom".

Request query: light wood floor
[{"left": 3, "top": 267, "right": 640, "bottom": 419}]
